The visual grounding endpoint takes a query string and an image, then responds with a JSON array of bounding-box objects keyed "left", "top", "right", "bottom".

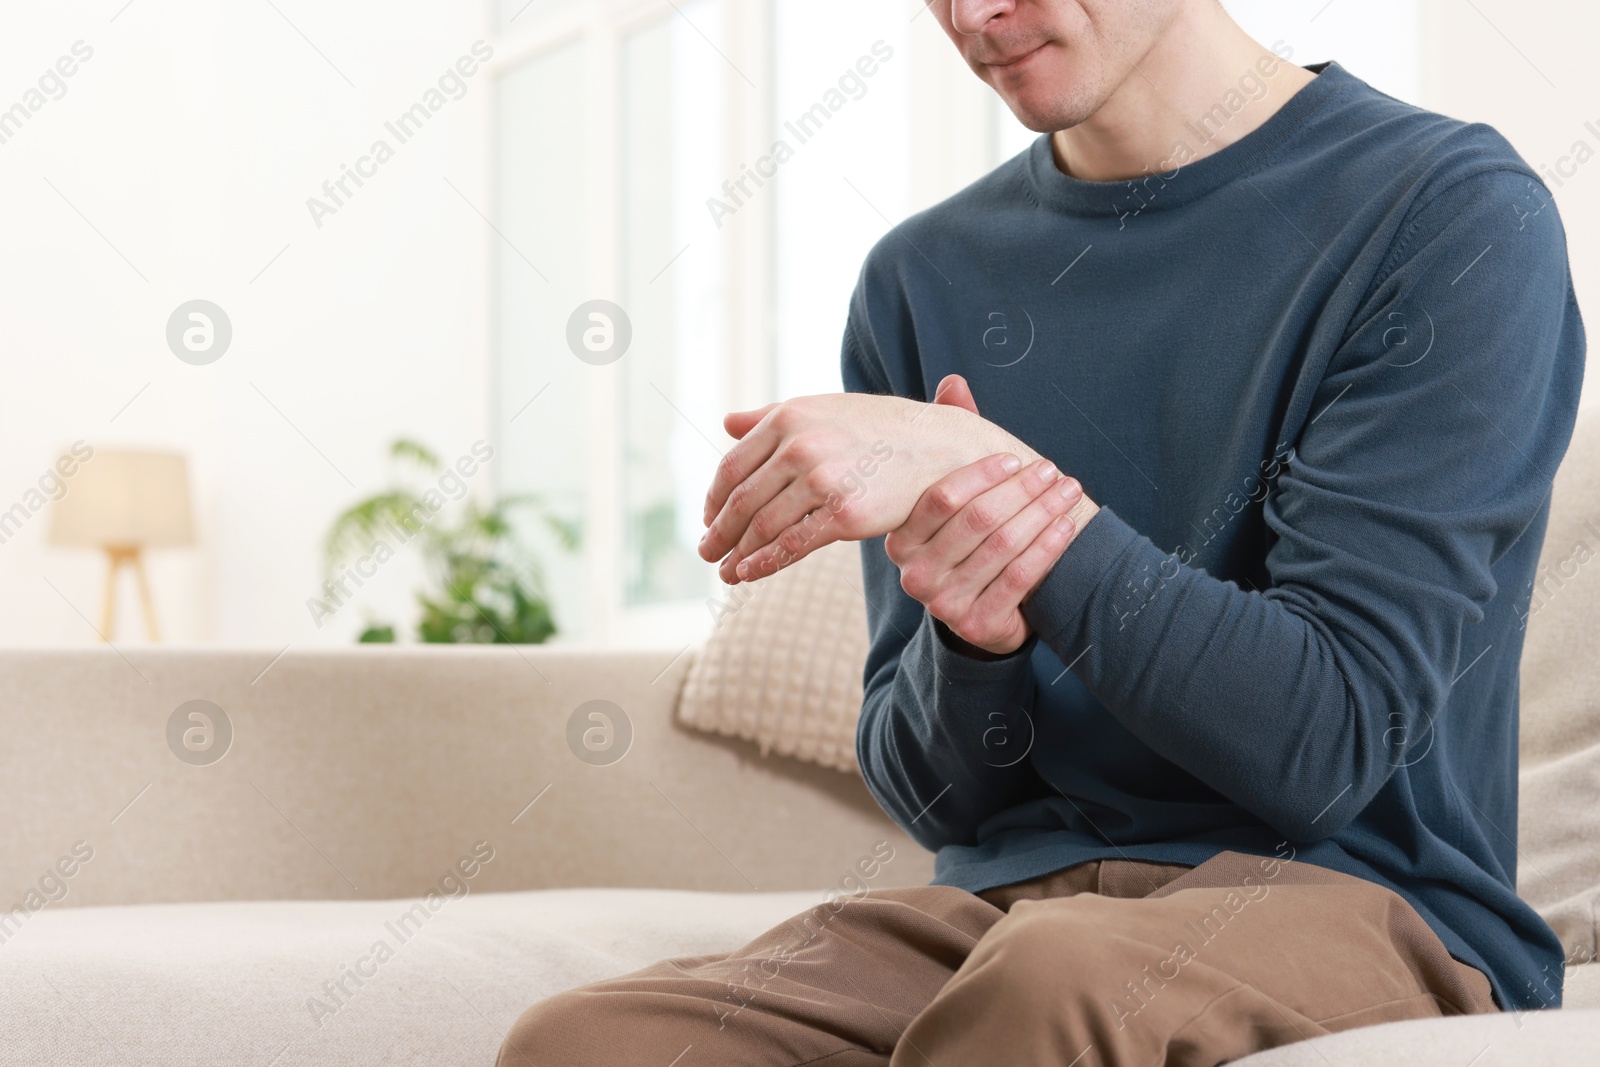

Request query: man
[{"left": 500, "top": 0, "right": 1584, "bottom": 1062}]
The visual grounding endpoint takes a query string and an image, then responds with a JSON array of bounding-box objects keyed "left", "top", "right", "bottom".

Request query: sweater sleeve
[
  {"left": 1020, "top": 168, "right": 1585, "bottom": 843},
  {"left": 842, "top": 296, "right": 1047, "bottom": 850}
]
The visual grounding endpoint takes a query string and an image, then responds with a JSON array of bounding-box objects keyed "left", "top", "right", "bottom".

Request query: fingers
[
  {"left": 922, "top": 460, "right": 1080, "bottom": 577},
  {"left": 924, "top": 508, "right": 1079, "bottom": 653},
  {"left": 720, "top": 477, "right": 819, "bottom": 582},
  {"left": 699, "top": 411, "right": 786, "bottom": 556},
  {"left": 884, "top": 445, "right": 1088, "bottom": 656},
  {"left": 902, "top": 470, "right": 1080, "bottom": 617},
  {"left": 894, "top": 453, "right": 1025, "bottom": 550},
  {"left": 966, "top": 512, "right": 1078, "bottom": 626},
  {"left": 728, "top": 509, "right": 844, "bottom": 584},
  {"left": 699, "top": 446, "right": 796, "bottom": 563}
]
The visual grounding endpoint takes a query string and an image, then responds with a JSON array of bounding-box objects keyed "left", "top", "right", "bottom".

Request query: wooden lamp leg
[
  {"left": 100, "top": 546, "right": 127, "bottom": 642},
  {"left": 100, "top": 545, "right": 161, "bottom": 642},
  {"left": 130, "top": 548, "right": 161, "bottom": 642}
]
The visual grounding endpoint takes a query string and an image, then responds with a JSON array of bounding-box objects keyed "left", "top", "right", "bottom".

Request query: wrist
[
  {"left": 933, "top": 407, "right": 1042, "bottom": 471},
  {"left": 973, "top": 419, "right": 1042, "bottom": 470}
]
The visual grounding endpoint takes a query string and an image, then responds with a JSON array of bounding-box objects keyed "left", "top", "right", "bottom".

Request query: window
[
  {"left": 771, "top": 0, "right": 910, "bottom": 399},
  {"left": 493, "top": 0, "right": 757, "bottom": 644},
  {"left": 493, "top": 37, "right": 594, "bottom": 639},
  {"left": 618, "top": 4, "right": 728, "bottom": 609}
]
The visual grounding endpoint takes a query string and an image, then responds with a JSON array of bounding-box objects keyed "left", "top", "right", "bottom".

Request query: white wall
[
  {"left": 1224, "top": 0, "right": 1420, "bottom": 101},
  {"left": 0, "top": 0, "right": 493, "bottom": 646}
]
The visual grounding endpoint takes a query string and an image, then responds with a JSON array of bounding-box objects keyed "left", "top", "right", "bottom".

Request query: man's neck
[{"left": 1050, "top": 8, "right": 1317, "bottom": 184}]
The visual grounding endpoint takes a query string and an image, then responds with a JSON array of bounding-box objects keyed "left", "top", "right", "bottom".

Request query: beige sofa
[
  {"left": 0, "top": 645, "right": 938, "bottom": 1066},
  {"left": 1, "top": 412, "right": 1596, "bottom": 1065}
]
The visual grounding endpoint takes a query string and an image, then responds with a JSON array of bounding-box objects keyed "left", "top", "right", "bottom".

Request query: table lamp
[{"left": 48, "top": 450, "right": 195, "bottom": 641}]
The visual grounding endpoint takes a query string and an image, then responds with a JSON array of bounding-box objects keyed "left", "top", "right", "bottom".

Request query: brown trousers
[{"left": 497, "top": 851, "right": 1496, "bottom": 1067}]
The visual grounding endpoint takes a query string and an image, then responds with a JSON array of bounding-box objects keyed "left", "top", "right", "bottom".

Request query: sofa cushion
[
  {"left": 1229, "top": 1005, "right": 1600, "bottom": 1066},
  {"left": 1517, "top": 406, "right": 1600, "bottom": 968},
  {"left": 678, "top": 538, "right": 868, "bottom": 772},
  {"left": 0, "top": 887, "right": 819, "bottom": 1066}
]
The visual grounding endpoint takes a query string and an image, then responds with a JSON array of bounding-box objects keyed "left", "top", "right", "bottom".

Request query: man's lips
[{"left": 986, "top": 42, "right": 1049, "bottom": 69}]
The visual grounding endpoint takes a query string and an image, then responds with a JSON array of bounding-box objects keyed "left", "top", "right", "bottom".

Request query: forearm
[
  {"left": 855, "top": 540, "right": 1043, "bottom": 850},
  {"left": 1021, "top": 506, "right": 1448, "bottom": 841}
]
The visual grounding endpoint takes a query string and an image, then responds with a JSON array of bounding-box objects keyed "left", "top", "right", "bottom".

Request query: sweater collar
[{"left": 1021, "top": 61, "right": 1356, "bottom": 219}]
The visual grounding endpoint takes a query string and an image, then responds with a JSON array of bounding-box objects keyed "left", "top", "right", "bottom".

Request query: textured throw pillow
[
  {"left": 677, "top": 538, "right": 870, "bottom": 773},
  {"left": 1517, "top": 406, "right": 1600, "bottom": 968}
]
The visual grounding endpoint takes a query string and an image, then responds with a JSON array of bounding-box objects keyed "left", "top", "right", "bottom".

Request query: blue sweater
[{"left": 844, "top": 63, "right": 1584, "bottom": 1011}]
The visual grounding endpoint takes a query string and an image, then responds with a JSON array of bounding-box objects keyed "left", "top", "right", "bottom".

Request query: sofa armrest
[{"left": 0, "top": 648, "right": 932, "bottom": 907}]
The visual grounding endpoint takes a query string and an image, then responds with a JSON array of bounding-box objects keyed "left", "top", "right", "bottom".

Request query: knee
[
  {"left": 907, "top": 900, "right": 1160, "bottom": 1058},
  {"left": 969, "top": 900, "right": 1136, "bottom": 1006},
  {"left": 987, "top": 899, "right": 1124, "bottom": 963},
  {"left": 498, "top": 988, "right": 598, "bottom": 1067}
]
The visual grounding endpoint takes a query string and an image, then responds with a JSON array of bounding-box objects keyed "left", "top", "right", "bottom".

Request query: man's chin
[
  {"left": 997, "top": 93, "right": 1086, "bottom": 136},
  {"left": 989, "top": 69, "right": 1097, "bottom": 134}
]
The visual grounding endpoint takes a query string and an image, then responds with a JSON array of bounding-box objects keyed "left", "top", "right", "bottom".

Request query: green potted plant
[{"left": 323, "top": 439, "right": 577, "bottom": 644}]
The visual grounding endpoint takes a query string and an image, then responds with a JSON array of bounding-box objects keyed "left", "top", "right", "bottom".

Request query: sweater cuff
[
  {"left": 1021, "top": 505, "right": 1142, "bottom": 648},
  {"left": 910, "top": 615, "right": 1037, "bottom": 692},
  {"left": 931, "top": 617, "right": 1038, "bottom": 665}
]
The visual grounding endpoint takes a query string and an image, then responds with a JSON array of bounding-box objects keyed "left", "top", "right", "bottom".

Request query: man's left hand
[{"left": 887, "top": 453, "right": 1095, "bottom": 655}]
